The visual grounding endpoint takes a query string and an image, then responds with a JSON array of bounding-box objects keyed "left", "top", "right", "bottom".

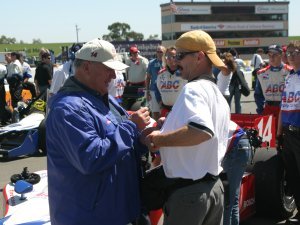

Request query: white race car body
[
  {"left": 1, "top": 170, "right": 50, "bottom": 225},
  {"left": 0, "top": 112, "right": 45, "bottom": 158}
]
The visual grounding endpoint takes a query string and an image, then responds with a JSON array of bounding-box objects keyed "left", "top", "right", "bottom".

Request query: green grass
[
  {"left": 0, "top": 43, "right": 73, "bottom": 57},
  {"left": 288, "top": 36, "right": 300, "bottom": 40},
  {"left": 1, "top": 36, "right": 299, "bottom": 58}
]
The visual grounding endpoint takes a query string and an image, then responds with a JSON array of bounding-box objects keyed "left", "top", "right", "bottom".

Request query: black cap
[{"left": 267, "top": 44, "right": 282, "bottom": 54}]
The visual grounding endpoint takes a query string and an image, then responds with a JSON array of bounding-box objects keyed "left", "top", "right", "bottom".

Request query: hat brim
[
  {"left": 207, "top": 53, "right": 226, "bottom": 69},
  {"left": 103, "top": 61, "right": 129, "bottom": 71},
  {"left": 267, "top": 49, "right": 282, "bottom": 54}
]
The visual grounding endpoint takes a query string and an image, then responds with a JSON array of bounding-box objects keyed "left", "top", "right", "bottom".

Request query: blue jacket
[
  {"left": 146, "top": 58, "right": 163, "bottom": 91},
  {"left": 46, "top": 77, "right": 146, "bottom": 225}
]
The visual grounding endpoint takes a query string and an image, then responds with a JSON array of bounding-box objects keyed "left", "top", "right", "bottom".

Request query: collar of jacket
[{"left": 59, "top": 76, "right": 109, "bottom": 106}]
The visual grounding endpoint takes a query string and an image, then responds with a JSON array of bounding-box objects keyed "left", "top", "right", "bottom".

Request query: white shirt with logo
[
  {"left": 156, "top": 68, "right": 187, "bottom": 106},
  {"left": 108, "top": 71, "right": 126, "bottom": 99},
  {"left": 257, "top": 64, "right": 292, "bottom": 102}
]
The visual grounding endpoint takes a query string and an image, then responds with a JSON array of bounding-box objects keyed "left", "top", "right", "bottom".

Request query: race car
[
  {"left": 231, "top": 113, "right": 295, "bottom": 221},
  {"left": 0, "top": 104, "right": 46, "bottom": 159},
  {"left": 0, "top": 114, "right": 296, "bottom": 225},
  {"left": 0, "top": 170, "right": 50, "bottom": 225}
]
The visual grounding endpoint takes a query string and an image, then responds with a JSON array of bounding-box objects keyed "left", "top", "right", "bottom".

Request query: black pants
[{"left": 282, "top": 128, "right": 300, "bottom": 210}]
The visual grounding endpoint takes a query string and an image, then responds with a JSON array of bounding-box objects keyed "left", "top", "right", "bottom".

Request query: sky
[{"left": 1, "top": 0, "right": 298, "bottom": 44}]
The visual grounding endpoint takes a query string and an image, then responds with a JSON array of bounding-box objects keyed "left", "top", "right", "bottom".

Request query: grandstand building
[{"left": 160, "top": 1, "right": 289, "bottom": 57}]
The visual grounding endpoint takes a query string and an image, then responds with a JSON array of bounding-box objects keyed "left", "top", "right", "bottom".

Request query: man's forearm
[{"left": 152, "top": 125, "right": 211, "bottom": 148}]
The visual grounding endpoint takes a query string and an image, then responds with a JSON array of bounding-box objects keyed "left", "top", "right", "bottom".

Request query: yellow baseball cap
[{"left": 175, "top": 30, "right": 226, "bottom": 69}]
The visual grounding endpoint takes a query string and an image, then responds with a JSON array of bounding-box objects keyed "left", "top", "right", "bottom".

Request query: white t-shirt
[
  {"left": 21, "top": 62, "right": 32, "bottom": 75},
  {"left": 235, "top": 58, "right": 246, "bottom": 71},
  {"left": 160, "top": 78, "right": 230, "bottom": 180},
  {"left": 125, "top": 55, "right": 149, "bottom": 83},
  {"left": 7, "top": 60, "right": 22, "bottom": 78},
  {"left": 49, "top": 61, "right": 73, "bottom": 95},
  {"left": 217, "top": 71, "right": 233, "bottom": 96},
  {"left": 251, "top": 54, "right": 264, "bottom": 69}
]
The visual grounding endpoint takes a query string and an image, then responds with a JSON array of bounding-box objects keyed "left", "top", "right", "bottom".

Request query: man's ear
[
  {"left": 198, "top": 51, "right": 206, "bottom": 59},
  {"left": 82, "top": 61, "right": 90, "bottom": 73},
  {"left": 196, "top": 51, "right": 206, "bottom": 63}
]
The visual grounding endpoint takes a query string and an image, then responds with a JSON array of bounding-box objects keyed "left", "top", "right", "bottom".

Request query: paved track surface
[{"left": 0, "top": 71, "right": 296, "bottom": 223}]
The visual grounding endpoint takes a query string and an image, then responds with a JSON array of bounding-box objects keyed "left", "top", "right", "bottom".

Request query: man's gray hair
[{"left": 73, "top": 58, "right": 85, "bottom": 69}]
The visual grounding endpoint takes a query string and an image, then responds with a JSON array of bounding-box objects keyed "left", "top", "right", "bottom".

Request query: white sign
[
  {"left": 174, "top": 5, "right": 211, "bottom": 15},
  {"left": 214, "top": 40, "right": 225, "bottom": 47},
  {"left": 244, "top": 39, "right": 260, "bottom": 46},
  {"left": 181, "top": 22, "right": 284, "bottom": 31},
  {"left": 255, "top": 5, "right": 288, "bottom": 14}
]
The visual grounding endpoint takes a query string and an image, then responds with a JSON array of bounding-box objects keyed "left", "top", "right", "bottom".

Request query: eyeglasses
[
  {"left": 286, "top": 50, "right": 300, "bottom": 57},
  {"left": 157, "top": 51, "right": 164, "bottom": 54},
  {"left": 175, "top": 51, "right": 198, "bottom": 61},
  {"left": 165, "top": 55, "right": 176, "bottom": 60}
]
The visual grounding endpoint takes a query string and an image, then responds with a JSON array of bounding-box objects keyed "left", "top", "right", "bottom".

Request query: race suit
[
  {"left": 254, "top": 64, "right": 292, "bottom": 119},
  {"left": 155, "top": 67, "right": 187, "bottom": 117},
  {"left": 280, "top": 69, "right": 300, "bottom": 212}
]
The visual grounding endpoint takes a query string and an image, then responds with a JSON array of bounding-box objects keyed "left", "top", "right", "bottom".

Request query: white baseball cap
[{"left": 75, "top": 38, "right": 128, "bottom": 71}]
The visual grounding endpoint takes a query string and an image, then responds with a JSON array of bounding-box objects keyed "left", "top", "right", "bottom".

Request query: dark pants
[
  {"left": 282, "top": 128, "right": 300, "bottom": 210},
  {"left": 0, "top": 83, "right": 8, "bottom": 123},
  {"left": 229, "top": 85, "right": 241, "bottom": 114},
  {"left": 10, "top": 85, "right": 23, "bottom": 108}
]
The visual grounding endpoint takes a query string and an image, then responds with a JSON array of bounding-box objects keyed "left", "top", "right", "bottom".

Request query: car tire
[
  {"left": 252, "top": 148, "right": 296, "bottom": 219},
  {"left": 38, "top": 118, "right": 47, "bottom": 154},
  {"left": 10, "top": 173, "right": 41, "bottom": 185}
]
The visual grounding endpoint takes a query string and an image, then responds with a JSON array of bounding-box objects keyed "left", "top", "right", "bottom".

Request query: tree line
[{"left": 1, "top": 22, "right": 159, "bottom": 44}]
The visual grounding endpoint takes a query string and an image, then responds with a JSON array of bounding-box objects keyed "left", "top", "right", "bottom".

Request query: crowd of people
[
  {"left": 0, "top": 30, "right": 299, "bottom": 225},
  {"left": 0, "top": 50, "right": 52, "bottom": 124}
]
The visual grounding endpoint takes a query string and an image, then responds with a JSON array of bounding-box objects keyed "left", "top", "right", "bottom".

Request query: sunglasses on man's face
[
  {"left": 165, "top": 55, "right": 176, "bottom": 60},
  {"left": 175, "top": 51, "right": 198, "bottom": 61}
]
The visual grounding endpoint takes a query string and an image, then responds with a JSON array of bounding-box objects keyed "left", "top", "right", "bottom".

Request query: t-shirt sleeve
[{"left": 180, "top": 83, "right": 215, "bottom": 135}]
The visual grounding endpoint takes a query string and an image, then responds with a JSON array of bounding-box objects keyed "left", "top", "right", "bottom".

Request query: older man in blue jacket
[{"left": 46, "top": 38, "right": 151, "bottom": 225}]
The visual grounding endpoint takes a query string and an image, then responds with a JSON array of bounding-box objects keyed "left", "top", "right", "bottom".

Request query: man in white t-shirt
[
  {"left": 125, "top": 46, "right": 149, "bottom": 85},
  {"left": 6, "top": 52, "right": 23, "bottom": 107},
  {"left": 49, "top": 43, "right": 82, "bottom": 96},
  {"left": 123, "top": 46, "right": 149, "bottom": 110},
  {"left": 145, "top": 30, "right": 230, "bottom": 225}
]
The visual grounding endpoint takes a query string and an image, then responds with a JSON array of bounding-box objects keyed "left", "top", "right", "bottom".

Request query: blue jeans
[
  {"left": 229, "top": 84, "right": 242, "bottom": 114},
  {"left": 222, "top": 138, "right": 252, "bottom": 225}
]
